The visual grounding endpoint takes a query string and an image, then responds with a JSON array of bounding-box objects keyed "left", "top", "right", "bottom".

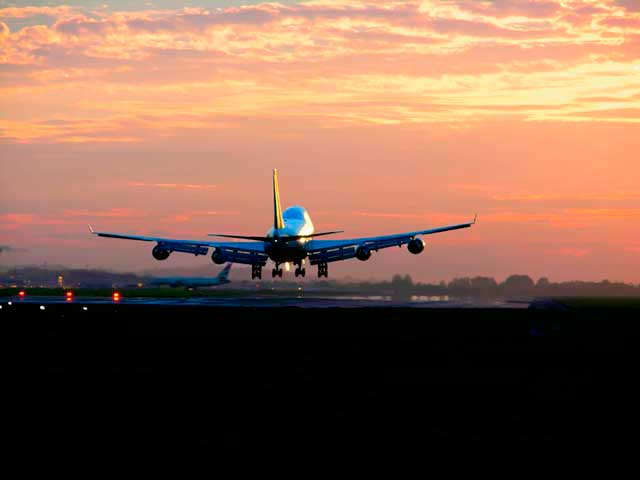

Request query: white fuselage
[{"left": 264, "top": 205, "right": 314, "bottom": 263}]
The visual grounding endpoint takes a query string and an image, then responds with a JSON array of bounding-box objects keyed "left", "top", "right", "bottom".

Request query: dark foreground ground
[{"left": 7, "top": 300, "right": 640, "bottom": 451}]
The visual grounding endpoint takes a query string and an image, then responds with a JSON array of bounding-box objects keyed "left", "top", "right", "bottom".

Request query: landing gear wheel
[
  {"left": 294, "top": 260, "right": 306, "bottom": 278},
  {"left": 278, "top": 269, "right": 283, "bottom": 278},
  {"left": 301, "top": 268, "right": 306, "bottom": 277},
  {"left": 251, "top": 264, "right": 262, "bottom": 279},
  {"left": 272, "top": 268, "right": 277, "bottom": 278},
  {"left": 317, "top": 262, "right": 328, "bottom": 278}
]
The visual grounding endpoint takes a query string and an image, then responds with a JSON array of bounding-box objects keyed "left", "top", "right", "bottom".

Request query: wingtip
[
  {"left": 88, "top": 224, "right": 95, "bottom": 234},
  {"left": 473, "top": 214, "right": 478, "bottom": 224}
]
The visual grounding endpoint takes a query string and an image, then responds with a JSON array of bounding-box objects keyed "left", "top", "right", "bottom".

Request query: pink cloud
[
  {"left": 128, "top": 182, "right": 218, "bottom": 190},
  {"left": 600, "top": 16, "right": 640, "bottom": 29},
  {"left": 448, "top": 0, "right": 565, "bottom": 19},
  {"left": 0, "top": 213, "right": 77, "bottom": 228},
  {"left": 351, "top": 211, "right": 466, "bottom": 224},
  {"left": 63, "top": 208, "right": 147, "bottom": 218},
  {"left": 0, "top": 6, "right": 74, "bottom": 19}
]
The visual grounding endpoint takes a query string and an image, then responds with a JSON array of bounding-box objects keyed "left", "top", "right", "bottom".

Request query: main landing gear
[
  {"left": 251, "top": 264, "right": 262, "bottom": 280},
  {"left": 317, "top": 262, "right": 328, "bottom": 278},
  {"left": 294, "top": 261, "right": 306, "bottom": 278}
]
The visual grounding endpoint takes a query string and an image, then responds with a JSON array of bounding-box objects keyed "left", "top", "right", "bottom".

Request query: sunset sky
[{"left": 1, "top": 0, "right": 639, "bottom": 282}]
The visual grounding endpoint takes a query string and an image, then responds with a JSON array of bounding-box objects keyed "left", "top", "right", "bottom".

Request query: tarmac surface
[
  {"left": 2, "top": 294, "right": 528, "bottom": 308},
  {"left": 8, "top": 295, "right": 639, "bottom": 451}
]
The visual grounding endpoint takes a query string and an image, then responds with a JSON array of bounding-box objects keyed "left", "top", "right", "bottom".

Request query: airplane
[
  {"left": 150, "top": 263, "right": 232, "bottom": 288},
  {"left": 91, "top": 169, "right": 476, "bottom": 279}
]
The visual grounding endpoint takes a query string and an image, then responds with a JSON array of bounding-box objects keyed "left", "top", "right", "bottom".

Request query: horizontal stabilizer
[
  {"left": 208, "top": 234, "right": 271, "bottom": 242},
  {"left": 208, "top": 230, "right": 344, "bottom": 242},
  {"left": 285, "top": 230, "right": 344, "bottom": 241}
]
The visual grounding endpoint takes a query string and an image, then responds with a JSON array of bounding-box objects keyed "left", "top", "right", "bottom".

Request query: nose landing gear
[{"left": 268, "top": 261, "right": 307, "bottom": 278}]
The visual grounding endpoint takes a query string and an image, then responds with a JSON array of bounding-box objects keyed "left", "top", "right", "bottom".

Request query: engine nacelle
[
  {"left": 356, "top": 246, "right": 372, "bottom": 261},
  {"left": 152, "top": 245, "right": 171, "bottom": 261},
  {"left": 211, "top": 248, "right": 225, "bottom": 264},
  {"left": 407, "top": 238, "right": 425, "bottom": 255}
]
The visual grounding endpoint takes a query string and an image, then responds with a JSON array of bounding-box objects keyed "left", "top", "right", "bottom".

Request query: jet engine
[
  {"left": 152, "top": 245, "right": 171, "bottom": 261},
  {"left": 356, "top": 246, "right": 372, "bottom": 261},
  {"left": 407, "top": 238, "right": 425, "bottom": 255},
  {"left": 211, "top": 248, "right": 225, "bottom": 264}
]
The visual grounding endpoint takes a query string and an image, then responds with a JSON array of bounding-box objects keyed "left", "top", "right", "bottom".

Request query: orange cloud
[{"left": 1, "top": 0, "right": 639, "bottom": 141}]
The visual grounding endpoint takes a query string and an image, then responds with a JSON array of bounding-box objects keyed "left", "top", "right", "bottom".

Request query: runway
[{"left": 2, "top": 294, "right": 528, "bottom": 309}]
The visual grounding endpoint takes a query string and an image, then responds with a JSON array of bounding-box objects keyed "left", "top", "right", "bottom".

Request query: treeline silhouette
[
  {"left": 0, "top": 266, "right": 146, "bottom": 288},
  {"left": 323, "top": 274, "right": 640, "bottom": 298},
  {"left": 1, "top": 266, "right": 638, "bottom": 298}
]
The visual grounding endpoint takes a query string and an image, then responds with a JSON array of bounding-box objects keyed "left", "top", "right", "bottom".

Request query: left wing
[
  {"left": 89, "top": 226, "right": 268, "bottom": 265},
  {"left": 305, "top": 216, "right": 476, "bottom": 264}
]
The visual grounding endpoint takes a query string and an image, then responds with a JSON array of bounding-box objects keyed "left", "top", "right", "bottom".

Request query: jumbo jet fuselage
[{"left": 264, "top": 206, "right": 314, "bottom": 263}]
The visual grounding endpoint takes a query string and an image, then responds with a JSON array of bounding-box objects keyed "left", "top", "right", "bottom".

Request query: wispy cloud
[
  {"left": 128, "top": 182, "right": 218, "bottom": 190},
  {"left": 191, "top": 211, "right": 240, "bottom": 216},
  {"left": 351, "top": 211, "right": 471, "bottom": 224},
  {"left": 63, "top": 208, "right": 146, "bottom": 218},
  {"left": 352, "top": 211, "right": 433, "bottom": 219},
  {"left": 490, "top": 193, "right": 640, "bottom": 202},
  {"left": 0, "top": 213, "right": 77, "bottom": 229},
  {"left": 559, "top": 247, "right": 591, "bottom": 258},
  {"left": 0, "top": 6, "right": 75, "bottom": 19}
]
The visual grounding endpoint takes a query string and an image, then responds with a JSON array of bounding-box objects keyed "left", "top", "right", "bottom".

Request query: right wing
[
  {"left": 89, "top": 226, "right": 268, "bottom": 265},
  {"left": 305, "top": 216, "right": 476, "bottom": 265}
]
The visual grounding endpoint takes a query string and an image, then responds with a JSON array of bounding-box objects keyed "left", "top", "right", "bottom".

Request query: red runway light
[
  {"left": 18, "top": 290, "right": 25, "bottom": 298},
  {"left": 66, "top": 291, "right": 73, "bottom": 301},
  {"left": 113, "top": 292, "right": 121, "bottom": 302}
]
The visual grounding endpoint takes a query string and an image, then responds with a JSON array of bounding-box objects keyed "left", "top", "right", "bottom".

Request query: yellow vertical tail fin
[{"left": 273, "top": 169, "right": 284, "bottom": 230}]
